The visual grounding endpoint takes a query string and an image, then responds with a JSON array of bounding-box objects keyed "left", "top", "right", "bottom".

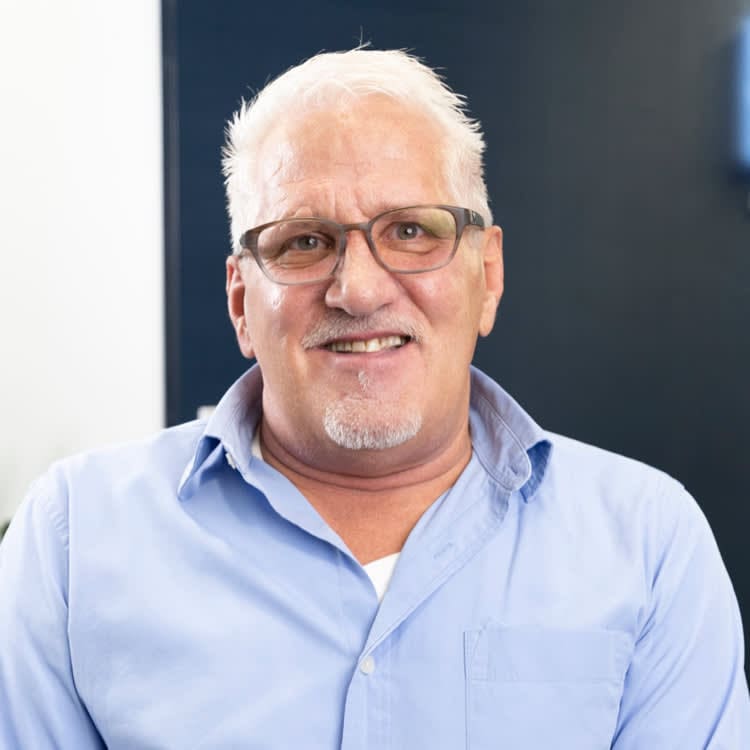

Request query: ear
[
  {"left": 226, "top": 255, "right": 256, "bottom": 360},
  {"left": 478, "top": 225, "right": 504, "bottom": 337}
]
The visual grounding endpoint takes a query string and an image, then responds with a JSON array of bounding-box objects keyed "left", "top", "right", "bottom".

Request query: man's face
[{"left": 227, "top": 96, "right": 503, "bottom": 469}]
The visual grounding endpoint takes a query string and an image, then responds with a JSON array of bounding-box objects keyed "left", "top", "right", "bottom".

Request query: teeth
[{"left": 326, "top": 335, "right": 408, "bottom": 353}]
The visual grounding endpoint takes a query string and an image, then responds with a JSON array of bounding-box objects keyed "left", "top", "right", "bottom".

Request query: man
[{"left": 1, "top": 49, "right": 748, "bottom": 749}]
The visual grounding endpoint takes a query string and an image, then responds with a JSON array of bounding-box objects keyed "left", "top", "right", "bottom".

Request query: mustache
[{"left": 301, "top": 312, "right": 423, "bottom": 349}]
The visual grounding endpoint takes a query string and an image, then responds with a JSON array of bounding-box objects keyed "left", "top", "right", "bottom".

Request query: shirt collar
[
  {"left": 178, "top": 364, "right": 551, "bottom": 503},
  {"left": 468, "top": 366, "right": 551, "bottom": 501},
  {"left": 177, "top": 366, "right": 262, "bottom": 499}
]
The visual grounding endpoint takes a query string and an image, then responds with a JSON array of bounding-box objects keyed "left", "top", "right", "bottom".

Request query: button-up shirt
[{"left": 1, "top": 366, "right": 748, "bottom": 748}]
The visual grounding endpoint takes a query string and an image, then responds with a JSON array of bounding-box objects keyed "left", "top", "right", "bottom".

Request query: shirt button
[
  {"left": 225, "top": 451, "right": 237, "bottom": 470},
  {"left": 359, "top": 655, "right": 376, "bottom": 675}
]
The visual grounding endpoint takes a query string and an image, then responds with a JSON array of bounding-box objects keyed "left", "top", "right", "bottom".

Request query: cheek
[
  {"left": 412, "top": 267, "right": 484, "bottom": 340},
  {"left": 245, "top": 277, "right": 284, "bottom": 318},
  {"left": 244, "top": 280, "right": 320, "bottom": 355},
  {"left": 266, "top": 285, "right": 285, "bottom": 314}
]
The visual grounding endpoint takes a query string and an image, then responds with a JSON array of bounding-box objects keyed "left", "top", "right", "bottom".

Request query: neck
[{"left": 259, "top": 420, "right": 473, "bottom": 564}]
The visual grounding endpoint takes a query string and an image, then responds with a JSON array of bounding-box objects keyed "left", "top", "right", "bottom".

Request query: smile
[{"left": 324, "top": 335, "right": 410, "bottom": 353}]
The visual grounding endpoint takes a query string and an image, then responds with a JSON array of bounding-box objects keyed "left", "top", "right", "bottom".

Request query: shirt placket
[{"left": 339, "top": 465, "right": 512, "bottom": 749}]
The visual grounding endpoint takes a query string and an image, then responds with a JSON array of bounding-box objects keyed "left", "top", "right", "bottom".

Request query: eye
[
  {"left": 395, "top": 222, "right": 423, "bottom": 240},
  {"left": 288, "top": 234, "right": 321, "bottom": 251},
  {"left": 281, "top": 233, "right": 336, "bottom": 253}
]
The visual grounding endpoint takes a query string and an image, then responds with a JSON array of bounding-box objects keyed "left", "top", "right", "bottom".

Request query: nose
[{"left": 324, "top": 229, "right": 400, "bottom": 316}]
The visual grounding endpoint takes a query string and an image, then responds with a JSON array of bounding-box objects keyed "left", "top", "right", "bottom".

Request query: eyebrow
[{"left": 275, "top": 201, "right": 441, "bottom": 223}]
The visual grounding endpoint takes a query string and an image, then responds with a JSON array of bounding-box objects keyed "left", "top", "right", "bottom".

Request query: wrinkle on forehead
[{"left": 249, "top": 97, "right": 450, "bottom": 225}]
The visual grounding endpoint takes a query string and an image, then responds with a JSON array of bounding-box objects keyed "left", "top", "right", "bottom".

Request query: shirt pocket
[{"left": 464, "top": 627, "right": 631, "bottom": 750}]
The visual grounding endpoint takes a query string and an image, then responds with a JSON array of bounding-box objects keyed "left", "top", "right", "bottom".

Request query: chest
[{"left": 69, "top": 498, "right": 638, "bottom": 750}]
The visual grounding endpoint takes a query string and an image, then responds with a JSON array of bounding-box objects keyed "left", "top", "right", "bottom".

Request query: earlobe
[
  {"left": 478, "top": 226, "right": 504, "bottom": 337},
  {"left": 226, "top": 255, "right": 255, "bottom": 359}
]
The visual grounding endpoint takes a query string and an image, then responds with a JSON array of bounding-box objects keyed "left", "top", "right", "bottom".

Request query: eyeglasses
[{"left": 237, "top": 204, "right": 485, "bottom": 286}]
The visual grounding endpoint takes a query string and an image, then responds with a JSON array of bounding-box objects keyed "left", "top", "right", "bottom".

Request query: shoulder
[
  {"left": 543, "top": 430, "right": 689, "bottom": 510},
  {"left": 19, "top": 420, "right": 207, "bottom": 538},
  {"left": 537, "top": 431, "right": 712, "bottom": 577}
]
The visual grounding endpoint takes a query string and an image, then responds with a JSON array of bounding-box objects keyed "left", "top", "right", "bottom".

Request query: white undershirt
[
  {"left": 362, "top": 552, "right": 400, "bottom": 601},
  {"left": 250, "top": 428, "right": 400, "bottom": 601}
]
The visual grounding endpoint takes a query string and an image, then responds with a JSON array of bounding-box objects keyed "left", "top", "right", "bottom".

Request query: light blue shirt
[{"left": 1, "top": 366, "right": 748, "bottom": 749}]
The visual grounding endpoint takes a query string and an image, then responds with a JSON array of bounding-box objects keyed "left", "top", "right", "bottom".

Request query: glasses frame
[{"left": 237, "top": 204, "right": 486, "bottom": 286}]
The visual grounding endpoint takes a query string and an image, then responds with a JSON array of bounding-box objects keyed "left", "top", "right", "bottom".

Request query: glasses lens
[
  {"left": 256, "top": 219, "right": 339, "bottom": 283},
  {"left": 371, "top": 206, "right": 458, "bottom": 272}
]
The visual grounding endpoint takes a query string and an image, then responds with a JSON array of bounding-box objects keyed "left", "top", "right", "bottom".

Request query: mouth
[{"left": 323, "top": 335, "right": 412, "bottom": 353}]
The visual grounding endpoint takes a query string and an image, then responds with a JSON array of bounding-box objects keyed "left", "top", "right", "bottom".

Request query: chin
[{"left": 322, "top": 400, "right": 422, "bottom": 451}]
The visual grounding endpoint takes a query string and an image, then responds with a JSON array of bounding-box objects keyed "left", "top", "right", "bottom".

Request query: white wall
[{"left": 0, "top": 0, "right": 164, "bottom": 521}]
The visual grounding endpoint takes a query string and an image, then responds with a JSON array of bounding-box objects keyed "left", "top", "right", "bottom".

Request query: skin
[{"left": 226, "top": 96, "right": 504, "bottom": 562}]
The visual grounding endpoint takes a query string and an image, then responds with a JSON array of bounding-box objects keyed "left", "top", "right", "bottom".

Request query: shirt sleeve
[
  {"left": 0, "top": 472, "right": 105, "bottom": 749},
  {"left": 612, "top": 478, "right": 750, "bottom": 748}
]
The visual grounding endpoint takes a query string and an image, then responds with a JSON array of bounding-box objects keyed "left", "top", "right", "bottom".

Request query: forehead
[{"left": 249, "top": 96, "right": 450, "bottom": 223}]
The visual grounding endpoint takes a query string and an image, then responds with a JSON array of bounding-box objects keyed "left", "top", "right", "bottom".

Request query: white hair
[{"left": 222, "top": 48, "right": 492, "bottom": 253}]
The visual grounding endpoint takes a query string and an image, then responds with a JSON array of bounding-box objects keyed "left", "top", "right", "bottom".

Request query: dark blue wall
[{"left": 163, "top": 0, "right": 750, "bottom": 663}]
